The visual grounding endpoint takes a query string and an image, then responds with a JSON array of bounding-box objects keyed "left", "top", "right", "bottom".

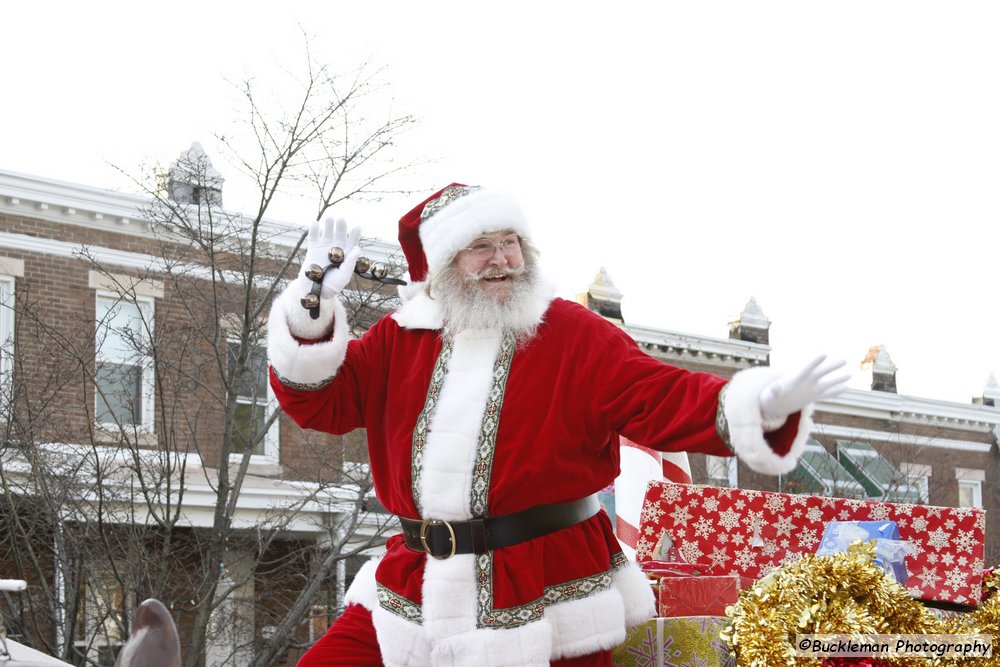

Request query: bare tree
[{"left": 0, "top": 43, "right": 414, "bottom": 667}]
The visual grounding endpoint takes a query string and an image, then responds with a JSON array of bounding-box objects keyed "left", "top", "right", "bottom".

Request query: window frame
[
  {"left": 0, "top": 275, "right": 15, "bottom": 408},
  {"left": 705, "top": 454, "right": 738, "bottom": 488},
  {"left": 94, "top": 291, "right": 155, "bottom": 432},
  {"left": 225, "top": 337, "right": 279, "bottom": 462}
]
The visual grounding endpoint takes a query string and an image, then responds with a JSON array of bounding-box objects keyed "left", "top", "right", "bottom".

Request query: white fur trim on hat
[
  {"left": 419, "top": 189, "right": 530, "bottom": 277},
  {"left": 722, "top": 366, "right": 813, "bottom": 475}
]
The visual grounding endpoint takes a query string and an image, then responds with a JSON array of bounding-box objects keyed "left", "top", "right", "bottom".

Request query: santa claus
[{"left": 268, "top": 184, "right": 847, "bottom": 666}]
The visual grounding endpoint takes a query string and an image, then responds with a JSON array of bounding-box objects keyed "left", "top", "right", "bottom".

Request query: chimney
[
  {"left": 861, "top": 345, "right": 897, "bottom": 393},
  {"left": 578, "top": 267, "right": 623, "bottom": 323},
  {"left": 728, "top": 297, "right": 770, "bottom": 345},
  {"left": 158, "top": 142, "right": 224, "bottom": 207},
  {"left": 973, "top": 373, "right": 1000, "bottom": 407}
]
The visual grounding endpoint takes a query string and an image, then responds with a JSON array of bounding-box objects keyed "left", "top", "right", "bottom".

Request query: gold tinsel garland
[{"left": 721, "top": 542, "right": 1000, "bottom": 667}]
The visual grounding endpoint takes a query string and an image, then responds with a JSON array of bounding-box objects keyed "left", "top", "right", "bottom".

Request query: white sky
[{"left": 3, "top": 1, "right": 999, "bottom": 404}]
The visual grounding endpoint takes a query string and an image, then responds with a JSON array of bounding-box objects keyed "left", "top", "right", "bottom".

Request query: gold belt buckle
[{"left": 419, "top": 519, "right": 457, "bottom": 560}]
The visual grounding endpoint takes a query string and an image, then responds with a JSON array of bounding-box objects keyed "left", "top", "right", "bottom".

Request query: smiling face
[{"left": 453, "top": 230, "right": 525, "bottom": 300}]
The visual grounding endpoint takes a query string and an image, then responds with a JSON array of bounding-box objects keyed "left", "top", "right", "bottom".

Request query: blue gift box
[{"left": 816, "top": 521, "right": 913, "bottom": 585}]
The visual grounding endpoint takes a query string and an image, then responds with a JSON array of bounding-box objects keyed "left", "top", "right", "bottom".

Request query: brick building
[
  {"left": 1, "top": 160, "right": 998, "bottom": 664},
  {"left": 580, "top": 271, "right": 1000, "bottom": 562}
]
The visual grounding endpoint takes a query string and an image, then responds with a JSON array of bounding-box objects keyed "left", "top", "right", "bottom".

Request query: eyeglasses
[{"left": 461, "top": 234, "right": 521, "bottom": 260}]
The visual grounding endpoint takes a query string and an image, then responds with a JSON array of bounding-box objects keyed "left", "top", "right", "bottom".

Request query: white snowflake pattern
[
  {"left": 895, "top": 517, "right": 908, "bottom": 528},
  {"left": 958, "top": 556, "right": 969, "bottom": 567},
  {"left": 951, "top": 506, "right": 974, "bottom": 520},
  {"left": 701, "top": 496, "right": 720, "bottom": 514},
  {"left": 926, "top": 553, "right": 939, "bottom": 564},
  {"left": 945, "top": 519, "right": 956, "bottom": 530},
  {"left": 731, "top": 533, "right": 745, "bottom": 546},
  {"left": 742, "top": 490, "right": 763, "bottom": 501},
  {"left": 977, "top": 514, "right": 986, "bottom": 530},
  {"left": 925, "top": 507, "right": 943, "bottom": 519},
  {"left": 641, "top": 502, "right": 666, "bottom": 526},
  {"left": 780, "top": 538, "right": 790, "bottom": 549},
  {"left": 760, "top": 539, "right": 779, "bottom": 557},
  {"left": 789, "top": 495, "right": 807, "bottom": 506},
  {"left": 734, "top": 499, "right": 747, "bottom": 511},
  {"left": 669, "top": 505, "right": 693, "bottom": 526},
  {"left": 792, "top": 509, "right": 803, "bottom": 519},
  {"left": 693, "top": 517, "right": 714, "bottom": 539},
  {"left": 741, "top": 511, "right": 764, "bottom": 530},
  {"left": 941, "top": 553, "right": 955, "bottom": 566},
  {"left": 660, "top": 484, "right": 683, "bottom": 502},
  {"left": 708, "top": 547, "right": 732, "bottom": 569},
  {"left": 954, "top": 529, "right": 978, "bottom": 554},
  {"left": 910, "top": 515, "right": 929, "bottom": 533},
  {"left": 644, "top": 525, "right": 655, "bottom": 536},
  {"left": 779, "top": 550, "right": 804, "bottom": 565},
  {"left": 916, "top": 567, "right": 943, "bottom": 588},
  {"left": 797, "top": 528, "right": 819, "bottom": 551},
  {"left": 893, "top": 503, "right": 914, "bottom": 517},
  {"left": 908, "top": 539, "right": 924, "bottom": 557},
  {"left": 927, "top": 528, "right": 950, "bottom": 551},
  {"left": 838, "top": 510, "right": 850, "bottom": 521},
  {"left": 773, "top": 515, "right": 795, "bottom": 538},
  {"left": 680, "top": 541, "right": 704, "bottom": 564},
  {"left": 734, "top": 547, "right": 757, "bottom": 570},
  {"left": 945, "top": 567, "right": 969, "bottom": 592},
  {"left": 764, "top": 494, "right": 786, "bottom": 514},
  {"left": 636, "top": 537, "right": 652, "bottom": 557},
  {"left": 867, "top": 504, "right": 891, "bottom": 521},
  {"left": 718, "top": 509, "right": 741, "bottom": 531},
  {"left": 717, "top": 533, "right": 729, "bottom": 544},
  {"left": 806, "top": 507, "right": 824, "bottom": 523}
]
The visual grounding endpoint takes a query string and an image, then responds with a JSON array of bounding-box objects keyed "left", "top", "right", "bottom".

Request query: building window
[
  {"left": 899, "top": 462, "right": 931, "bottom": 504},
  {"left": 226, "top": 340, "right": 276, "bottom": 458},
  {"left": 94, "top": 294, "right": 154, "bottom": 430},
  {"left": 706, "top": 455, "right": 737, "bottom": 488},
  {"left": 955, "top": 467, "right": 985, "bottom": 508},
  {"left": 958, "top": 479, "right": 983, "bottom": 508},
  {"left": 0, "top": 275, "right": 15, "bottom": 407}
]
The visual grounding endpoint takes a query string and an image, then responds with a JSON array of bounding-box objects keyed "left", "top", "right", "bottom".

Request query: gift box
[
  {"left": 657, "top": 574, "right": 742, "bottom": 617},
  {"left": 612, "top": 616, "right": 732, "bottom": 667},
  {"left": 635, "top": 482, "right": 985, "bottom": 605},
  {"left": 816, "top": 521, "right": 914, "bottom": 585}
]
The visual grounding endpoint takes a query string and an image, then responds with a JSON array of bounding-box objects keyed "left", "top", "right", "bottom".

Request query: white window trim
[
  {"left": 94, "top": 291, "right": 155, "bottom": 433},
  {"left": 226, "top": 337, "right": 279, "bottom": 463},
  {"left": 958, "top": 479, "right": 983, "bottom": 508},
  {"left": 706, "top": 454, "right": 738, "bottom": 488},
  {"left": 0, "top": 275, "right": 15, "bottom": 408},
  {"left": 900, "top": 462, "right": 931, "bottom": 504}
]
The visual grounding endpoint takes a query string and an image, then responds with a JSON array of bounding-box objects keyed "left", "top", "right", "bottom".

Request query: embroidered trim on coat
[
  {"left": 271, "top": 369, "right": 335, "bottom": 392},
  {"left": 715, "top": 384, "right": 734, "bottom": 454},
  {"left": 377, "top": 584, "right": 423, "bottom": 624},
  {"left": 410, "top": 339, "right": 454, "bottom": 515},
  {"left": 470, "top": 332, "right": 515, "bottom": 517}
]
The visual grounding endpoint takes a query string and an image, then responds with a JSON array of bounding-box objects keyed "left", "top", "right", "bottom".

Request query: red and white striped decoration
[{"left": 614, "top": 437, "right": 692, "bottom": 560}]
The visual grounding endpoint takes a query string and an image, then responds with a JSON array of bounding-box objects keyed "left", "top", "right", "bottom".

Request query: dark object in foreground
[{"left": 114, "top": 599, "right": 181, "bottom": 667}]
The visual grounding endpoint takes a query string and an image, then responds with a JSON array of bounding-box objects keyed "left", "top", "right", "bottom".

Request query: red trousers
[{"left": 297, "top": 604, "right": 612, "bottom": 667}]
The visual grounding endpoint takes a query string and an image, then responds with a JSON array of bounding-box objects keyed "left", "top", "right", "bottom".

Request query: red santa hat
[{"left": 398, "top": 183, "right": 531, "bottom": 283}]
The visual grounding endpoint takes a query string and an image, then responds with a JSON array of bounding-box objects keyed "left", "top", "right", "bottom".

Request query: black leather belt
[{"left": 399, "top": 495, "right": 601, "bottom": 560}]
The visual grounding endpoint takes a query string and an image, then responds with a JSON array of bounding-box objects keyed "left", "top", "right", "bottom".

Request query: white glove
[
  {"left": 300, "top": 217, "right": 362, "bottom": 298},
  {"left": 759, "top": 355, "right": 850, "bottom": 424}
]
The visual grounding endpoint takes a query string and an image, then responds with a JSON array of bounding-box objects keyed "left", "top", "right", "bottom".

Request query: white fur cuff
[
  {"left": 722, "top": 366, "right": 813, "bottom": 475},
  {"left": 267, "top": 285, "right": 350, "bottom": 387}
]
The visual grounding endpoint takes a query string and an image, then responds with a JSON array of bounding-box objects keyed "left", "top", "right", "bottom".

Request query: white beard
[{"left": 434, "top": 263, "right": 543, "bottom": 344}]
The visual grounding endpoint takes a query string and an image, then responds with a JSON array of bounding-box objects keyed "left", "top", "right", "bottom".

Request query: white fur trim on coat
[
  {"left": 420, "top": 189, "right": 530, "bottom": 277},
  {"left": 267, "top": 284, "right": 350, "bottom": 387},
  {"left": 723, "top": 366, "right": 813, "bottom": 475},
  {"left": 344, "top": 558, "right": 379, "bottom": 611},
  {"left": 613, "top": 559, "right": 657, "bottom": 627}
]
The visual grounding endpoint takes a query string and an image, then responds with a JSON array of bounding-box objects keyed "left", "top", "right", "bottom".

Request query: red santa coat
[{"left": 268, "top": 282, "right": 810, "bottom": 667}]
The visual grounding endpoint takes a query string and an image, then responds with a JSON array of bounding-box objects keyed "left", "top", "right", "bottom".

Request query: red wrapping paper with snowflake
[{"left": 634, "top": 482, "right": 986, "bottom": 605}]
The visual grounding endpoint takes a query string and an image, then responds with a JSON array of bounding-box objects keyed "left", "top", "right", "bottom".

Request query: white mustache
[{"left": 468, "top": 265, "right": 527, "bottom": 281}]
